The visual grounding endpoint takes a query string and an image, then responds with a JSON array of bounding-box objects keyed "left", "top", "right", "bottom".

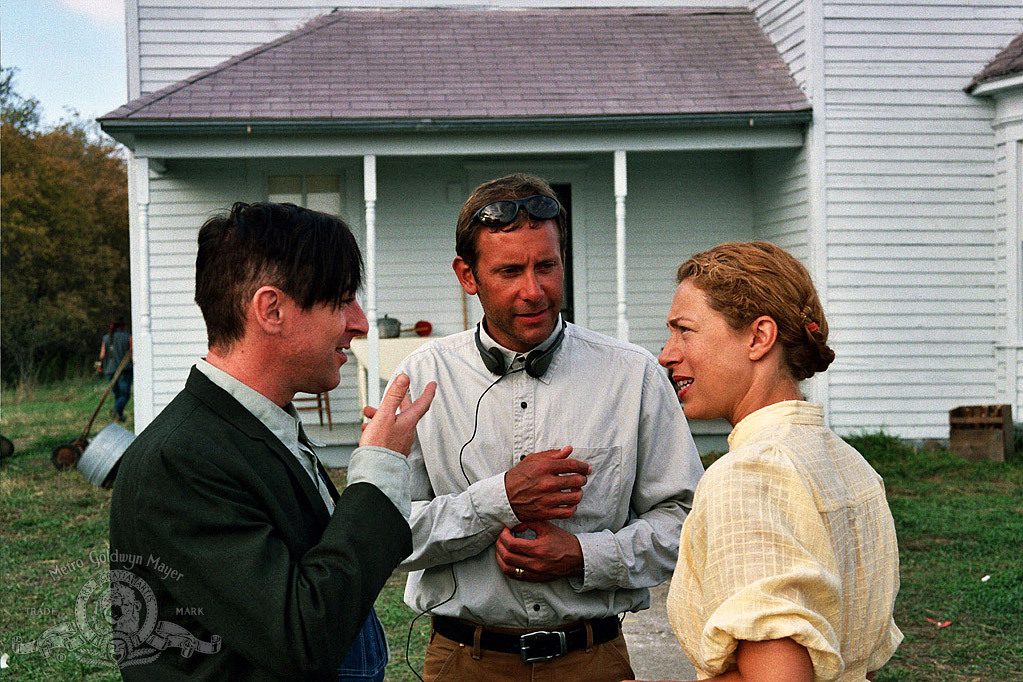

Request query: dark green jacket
[{"left": 109, "top": 368, "right": 411, "bottom": 681}]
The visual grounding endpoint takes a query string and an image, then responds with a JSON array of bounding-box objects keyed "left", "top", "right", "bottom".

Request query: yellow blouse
[{"left": 666, "top": 401, "right": 902, "bottom": 681}]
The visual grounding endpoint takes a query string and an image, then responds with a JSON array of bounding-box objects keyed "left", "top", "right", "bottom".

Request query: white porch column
[
  {"left": 131, "top": 156, "right": 155, "bottom": 428},
  {"left": 363, "top": 155, "right": 381, "bottom": 408},
  {"left": 804, "top": 0, "right": 830, "bottom": 418},
  {"left": 614, "top": 150, "right": 629, "bottom": 342},
  {"left": 1000, "top": 138, "right": 1022, "bottom": 411}
]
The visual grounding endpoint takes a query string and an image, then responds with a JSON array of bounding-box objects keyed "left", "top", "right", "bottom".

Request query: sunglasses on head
[{"left": 470, "top": 195, "right": 561, "bottom": 228}]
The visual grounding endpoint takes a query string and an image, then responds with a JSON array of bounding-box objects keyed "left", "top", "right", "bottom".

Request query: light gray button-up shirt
[
  {"left": 396, "top": 321, "right": 704, "bottom": 627},
  {"left": 195, "top": 359, "right": 411, "bottom": 520}
]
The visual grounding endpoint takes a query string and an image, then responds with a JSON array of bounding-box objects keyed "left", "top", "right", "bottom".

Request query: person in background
[
  {"left": 634, "top": 241, "right": 901, "bottom": 682},
  {"left": 99, "top": 319, "right": 132, "bottom": 421},
  {"left": 383, "top": 174, "right": 704, "bottom": 682}
]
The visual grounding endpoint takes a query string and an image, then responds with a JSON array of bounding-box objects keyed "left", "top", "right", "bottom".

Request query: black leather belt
[{"left": 432, "top": 615, "right": 620, "bottom": 664}]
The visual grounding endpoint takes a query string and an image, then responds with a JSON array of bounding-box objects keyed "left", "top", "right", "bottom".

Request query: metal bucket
[
  {"left": 377, "top": 314, "right": 401, "bottom": 338},
  {"left": 77, "top": 423, "right": 136, "bottom": 488}
]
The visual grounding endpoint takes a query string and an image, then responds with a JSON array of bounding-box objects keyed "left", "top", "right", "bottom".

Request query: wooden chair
[{"left": 293, "top": 392, "right": 333, "bottom": 430}]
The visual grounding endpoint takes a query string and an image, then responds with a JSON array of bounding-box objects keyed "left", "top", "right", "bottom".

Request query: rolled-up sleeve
[
  {"left": 682, "top": 452, "right": 845, "bottom": 681},
  {"left": 571, "top": 357, "right": 703, "bottom": 592}
]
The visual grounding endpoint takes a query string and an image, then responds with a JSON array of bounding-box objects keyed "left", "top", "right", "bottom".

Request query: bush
[{"left": 846, "top": 431, "right": 1019, "bottom": 486}]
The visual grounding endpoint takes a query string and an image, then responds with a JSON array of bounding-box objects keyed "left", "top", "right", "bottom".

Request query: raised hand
[
  {"left": 504, "top": 446, "right": 590, "bottom": 522},
  {"left": 359, "top": 374, "right": 436, "bottom": 455}
]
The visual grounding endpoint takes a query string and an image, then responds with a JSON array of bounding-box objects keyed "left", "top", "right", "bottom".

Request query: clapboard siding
[
  {"left": 829, "top": 299, "right": 998, "bottom": 315},
  {"left": 825, "top": 116, "right": 995, "bottom": 133},
  {"left": 838, "top": 341, "right": 994, "bottom": 356},
  {"left": 997, "top": 137, "right": 1013, "bottom": 410},
  {"left": 826, "top": 283, "right": 996, "bottom": 300},
  {"left": 748, "top": 0, "right": 812, "bottom": 286},
  {"left": 142, "top": 160, "right": 376, "bottom": 424},
  {"left": 826, "top": 104, "right": 994, "bottom": 121},
  {"left": 1018, "top": 370, "right": 1023, "bottom": 419},
  {"left": 819, "top": 0, "right": 1016, "bottom": 437},
  {"left": 750, "top": 0, "right": 808, "bottom": 88},
  {"left": 135, "top": 3, "right": 334, "bottom": 93},
  {"left": 828, "top": 202, "right": 993, "bottom": 218},
  {"left": 827, "top": 17, "right": 1017, "bottom": 34},
  {"left": 147, "top": 163, "right": 248, "bottom": 412},
  {"left": 818, "top": 2, "right": 1021, "bottom": 435},
  {"left": 752, "top": 146, "right": 811, "bottom": 260},
  {"left": 141, "top": 150, "right": 766, "bottom": 426},
  {"left": 828, "top": 173, "right": 992, "bottom": 191},
  {"left": 127, "top": 0, "right": 1022, "bottom": 440},
  {"left": 582, "top": 151, "right": 756, "bottom": 353},
  {"left": 745, "top": 0, "right": 1021, "bottom": 438},
  {"left": 372, "top": 156, "right": 475, "bottom": 341},
  {"left": 823, "top": 32, "right": 1014, "bottom": 50},
  {"left": 831, "top": 382, "right": 994, "bottom": 400},
  {"left": 992, "top": 133, "right": 1022, "bottom": 412},
  {"left": 828, "top": 145, "right": 994, "bottom": 163}
]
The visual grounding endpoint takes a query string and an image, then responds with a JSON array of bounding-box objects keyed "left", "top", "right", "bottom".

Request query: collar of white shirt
[{"left": 477, "top": 314, "right": 564, "bottom": 383}]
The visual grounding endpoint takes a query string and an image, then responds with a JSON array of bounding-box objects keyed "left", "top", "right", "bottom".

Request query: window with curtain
[{"left": 267, "top": 174, "right": 342, "bottom": 215}]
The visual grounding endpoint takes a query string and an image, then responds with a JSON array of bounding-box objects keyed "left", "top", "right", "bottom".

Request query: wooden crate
[{"left": 948, "top": 404, "right": 1015, "bottom": 463}]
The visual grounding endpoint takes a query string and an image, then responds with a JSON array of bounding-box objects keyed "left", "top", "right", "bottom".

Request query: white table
[{"left": 349, "top": 337, "right": 433, "bottom": 415}]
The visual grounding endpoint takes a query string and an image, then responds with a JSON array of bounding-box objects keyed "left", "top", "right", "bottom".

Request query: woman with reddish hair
[{"left": 639, "top": 242, "right": 901, "bottom": 682}]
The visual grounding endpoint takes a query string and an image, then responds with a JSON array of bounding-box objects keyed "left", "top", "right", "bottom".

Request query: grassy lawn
[
  {"left": 2, "top": 378, "right": 1020, "bottom": 681},
  {"left": 847, "top": 433, "right": 1023, "bottom": 682}
]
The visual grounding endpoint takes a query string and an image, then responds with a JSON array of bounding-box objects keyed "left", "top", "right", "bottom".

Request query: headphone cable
[
  {"left": 406, "top": 365, "right": 523, "bottom": 680},
  {"left": 458, "top": 366, "right": 523, "bottom": 485}
]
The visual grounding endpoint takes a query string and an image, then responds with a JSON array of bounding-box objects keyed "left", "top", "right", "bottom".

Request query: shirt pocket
[{"left": 555, "top": 446, "right": 622, "bottom": 533}]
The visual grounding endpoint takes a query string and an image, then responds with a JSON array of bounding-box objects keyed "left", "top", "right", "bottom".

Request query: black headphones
[{"left": 474, "top": 318, "right": 566, "bottom": 378}]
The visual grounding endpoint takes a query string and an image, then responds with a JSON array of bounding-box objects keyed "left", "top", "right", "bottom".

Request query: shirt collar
[
  {"left": 478, "top": 315, "right": 565, "bottom": 378},
  {"left": 195, "top": 358, "right": 304, "bottom": 453},
  {"left": 727, "top": 400, "right": 824, "bottom": 450}
]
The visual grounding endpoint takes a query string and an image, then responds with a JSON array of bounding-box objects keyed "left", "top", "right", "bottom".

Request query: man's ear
[
  {"left": 452, "top": 257, "right": 479, "bottom": 296},
  {"left": 748, "top": 315, "right": 779, "bottom": 362},
  {"left": 251, "top": 286, "right": 286, "bottom": 335}
]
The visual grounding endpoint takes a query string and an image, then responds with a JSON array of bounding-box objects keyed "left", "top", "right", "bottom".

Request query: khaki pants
[{"left": 423, "top": 625, "right": 634, "bottom": 682}]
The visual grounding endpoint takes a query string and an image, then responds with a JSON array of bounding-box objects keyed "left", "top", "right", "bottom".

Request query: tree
[
  {"left": 0, "top": 68, "right": 41, "bottom": 132},
  {"left": 1, "top": 68, "right": 130, "bottom": 385}
]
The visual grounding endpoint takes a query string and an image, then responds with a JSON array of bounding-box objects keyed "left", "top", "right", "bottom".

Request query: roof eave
[
  {"left": 99, "top": 111, "right": 812, "bottom": 146},
  {"left": 968, "top": 71, "right": 1023, "bottom": 96}
]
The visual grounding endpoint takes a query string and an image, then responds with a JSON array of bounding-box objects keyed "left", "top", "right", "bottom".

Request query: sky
[{"left": 1, "top": 0, "right": 127, "bottom": 127}]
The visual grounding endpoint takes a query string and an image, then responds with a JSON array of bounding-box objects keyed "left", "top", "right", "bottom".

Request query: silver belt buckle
[{"left": 519, "top": 630, "right": 567, "bottom": 663}]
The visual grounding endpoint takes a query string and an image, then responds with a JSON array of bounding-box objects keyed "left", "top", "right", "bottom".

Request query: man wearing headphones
[{"left": 384, "top": 173, "right": 703, "bottom": 681}]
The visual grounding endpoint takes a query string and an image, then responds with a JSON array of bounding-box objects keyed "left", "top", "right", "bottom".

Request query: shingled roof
[
  {"left": 100, "top": 7, "right": 809, "bottom": 125},
  {"left": 966, "top": 32, "right": 1023, "bottom": 93}
]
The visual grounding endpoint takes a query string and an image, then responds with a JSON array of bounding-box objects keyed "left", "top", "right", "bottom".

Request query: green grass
[
  {"left": 844, "top": 433, "right": 1023, "bottom": 682},
  {"left": 2, "top": 383, "right": 1021, "bottom": 681},
  {"left": 1, "top": 377, "right": 131, "bottom": 681},
  {"left": 0, "top": 378, "right": 431, "bottom": 681},
  {"left": 375, "top": 571, "right": 430, "bottom": 682}
]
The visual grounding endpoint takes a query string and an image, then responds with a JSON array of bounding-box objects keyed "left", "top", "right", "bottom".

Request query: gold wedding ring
[{"left": 514, "top": 568, "right": 524, "bottom": 579}]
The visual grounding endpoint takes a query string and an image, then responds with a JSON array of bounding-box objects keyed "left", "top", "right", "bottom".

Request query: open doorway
[{"left": 550, "top": 183, "right": 573, "bottom": 324}]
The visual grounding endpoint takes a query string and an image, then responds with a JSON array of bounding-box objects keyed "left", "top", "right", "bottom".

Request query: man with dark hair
[
  {"left": 110, "top": 202, "right": 435, "bottom": 681},
  {"left": 383, "top": 175, "right": 704, "bottom": 681}
]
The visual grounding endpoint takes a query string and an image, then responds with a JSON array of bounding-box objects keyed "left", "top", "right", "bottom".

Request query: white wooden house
[{"left": 100, "top": 0, "right": 1023, "bottom": 446}]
